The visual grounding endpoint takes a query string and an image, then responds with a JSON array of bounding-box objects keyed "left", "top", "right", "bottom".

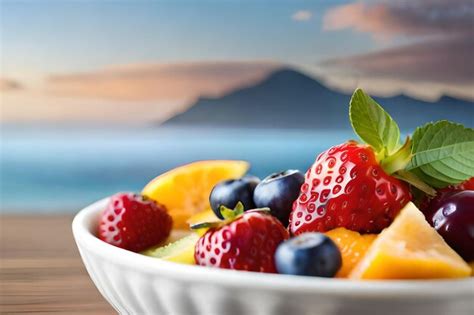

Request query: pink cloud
[
  {"left": 0, "top": 78, "right": 23, "bottom": 91},
  {"left": 321, "top": 0, "right": 474, "bottom": 95},
  {"left": 323, "top": 1, "right": 474, "bottom": 39},
  {"left": 47, "top": 61, "right": 281, "bottom": 101},
  {"left": 2, "top": 61, "right": 282, "bottom": 123},
  {"left": 322, "top": 36, "right": 474, "bottom": 84},
  {"left": 292, "top": 10, "right": 313, "bottom": 22}
]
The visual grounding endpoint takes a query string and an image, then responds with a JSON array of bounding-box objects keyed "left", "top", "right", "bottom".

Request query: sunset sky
[{"left": 1, "top": 0, "right": 473, "bottom": 124}]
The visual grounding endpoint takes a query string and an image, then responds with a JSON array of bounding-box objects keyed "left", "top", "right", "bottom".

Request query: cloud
[
  {"left": 292, "top": 10, "right": 313, "bottom": 22},
  {"left": 1, "top": 91, "right": 185, "bottom": 124},
  {"left": 0, "top": 78, "right": 23, "bottom": 92},
  {"left": 320, "top": 0, "right": 474, "bottom": 99},
  {"left": 308, "top": 64, "right": 474, "bottom": 102},
  {"left": 323, "top": 1, "right": 474, "bottom": 40},
  {"left": 46, "top": 61, "right": 281, "bottom": 101},
  {"left": 322, "top": 36, "right": 474, "bottom": 85},
  {"left": 2, "top": 61, "right": 282, "bottom": 123}
]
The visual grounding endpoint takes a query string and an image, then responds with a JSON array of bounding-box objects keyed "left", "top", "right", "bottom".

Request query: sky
[{"left": 1, "top": 0, "right": 473, "bottom": 124}]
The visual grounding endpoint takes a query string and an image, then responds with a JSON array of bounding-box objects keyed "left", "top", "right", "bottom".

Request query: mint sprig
[
  {"left": 349, "top": 88, "right": 474, "bottom": 191},
  {"left": 380, "top": 136, "right": 412, "bottom": 174},
  {"left": 406, "top": 121, "right": 474, "bottom": 188},
  {"left": 393, "top": 170, "right": 436, "bottom": 196},
  {"left": 350, "top": 89, "right": 401, "bottom": 156}
]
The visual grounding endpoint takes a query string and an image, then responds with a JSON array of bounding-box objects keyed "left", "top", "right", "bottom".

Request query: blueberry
[
  {"left": 253, "top": 170, "right": 304, "bottom": 226},
  {"left": 275, "top": 233, "right": 342, "bottom": 277},
  {"left": 210, "top": 176, "right": 260, "bottom": 219}
]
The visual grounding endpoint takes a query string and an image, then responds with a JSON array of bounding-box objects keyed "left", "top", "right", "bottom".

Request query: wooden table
[{"left": 0, "top": 215, "right": 115, "bottom": 314}]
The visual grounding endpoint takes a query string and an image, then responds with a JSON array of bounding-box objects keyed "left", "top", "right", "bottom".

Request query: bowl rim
[{"left": 72, "top": 197, "right": 474, "bottom": 299}]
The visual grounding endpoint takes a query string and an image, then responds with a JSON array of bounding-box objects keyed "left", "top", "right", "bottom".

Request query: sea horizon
[{"left": 2, "top": 125, "right": 360, "bottom": 213}]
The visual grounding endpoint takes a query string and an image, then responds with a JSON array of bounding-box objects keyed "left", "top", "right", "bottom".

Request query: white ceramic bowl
[{"left": 73, "top": 198, "right": 474, "bottom": 315}]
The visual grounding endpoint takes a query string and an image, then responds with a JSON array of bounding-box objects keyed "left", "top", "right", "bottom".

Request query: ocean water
[{"left": 1, "top": 126, "right": 353, "bottom": 213}]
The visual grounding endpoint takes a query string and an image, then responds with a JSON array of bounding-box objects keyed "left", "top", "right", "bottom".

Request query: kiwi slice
[{"left": 142, "top": 233, "right": 200, "bottom": 265}]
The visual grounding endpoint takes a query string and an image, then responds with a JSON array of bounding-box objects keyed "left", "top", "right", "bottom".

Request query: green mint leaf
[
  {"left": 406, "top": 121, "right": 474, "bottom": 188},
  {"left": 380, "top": 137, "right": 412, "bottom": 174},
  {"left": 349, "top": 88, "right": 401, "bottom": 155},
  {"left": 394, "top": 170, "right": 436, "bottom": 197}
]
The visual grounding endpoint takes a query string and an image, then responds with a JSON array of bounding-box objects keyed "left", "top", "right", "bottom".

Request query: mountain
[{"left": 162, "top": 68, "right": 474, "bottom": 130}]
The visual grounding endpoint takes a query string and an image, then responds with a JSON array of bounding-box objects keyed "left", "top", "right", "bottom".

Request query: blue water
[{"left": 1, "top": 126, "right": 352, "bottom": 213}]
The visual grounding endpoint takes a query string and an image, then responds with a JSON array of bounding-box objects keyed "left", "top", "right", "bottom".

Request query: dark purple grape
[{"left": 423, "top": 190, "right": 474, "bottom": 261}]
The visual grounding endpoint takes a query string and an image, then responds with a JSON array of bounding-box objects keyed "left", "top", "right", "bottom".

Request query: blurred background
[{"left": 1, "top": 0, "right": 473, "bottom": 214}]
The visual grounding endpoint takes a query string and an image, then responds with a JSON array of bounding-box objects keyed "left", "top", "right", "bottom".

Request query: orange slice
[
  {"left": 187, "top": 208, "right": 219, "bottom": 227},
  {"left": 142, "top": 160, "right": 249, "bottom": 229},
  {"left": 349, "top": 202, "right": 471, "bottom": 280},
  {"left": 326, "top": 228, "right": 377, "bottom": 278}
]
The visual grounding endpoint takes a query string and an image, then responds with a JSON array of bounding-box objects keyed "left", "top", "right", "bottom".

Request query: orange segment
[
  {"left": 349, "top": 202, "right": 471, "bottom": 280},
  {"left": 187, "top": 208, "right": 219, "bottom": 226},
  {"left": 142, "top": 160, "right": 249, "bottom": 229},
  {"left": 326, "top": 228, "right": 377, "bottom": 278}
]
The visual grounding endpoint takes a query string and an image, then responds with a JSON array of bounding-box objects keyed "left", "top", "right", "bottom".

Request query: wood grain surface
[{"left": 0, "top": 215, "right": 114, "bottom": 314}]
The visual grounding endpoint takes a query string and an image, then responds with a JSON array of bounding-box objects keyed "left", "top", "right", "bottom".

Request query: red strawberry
[
  {"left": 99, "top": 192, "right": 172, "bottom": 252},
  {"left": 289, "top": 141, "right": 411, "bottom": 235},
  {"left": 194, "top": 210, "right": 289, "bottom": 273}
]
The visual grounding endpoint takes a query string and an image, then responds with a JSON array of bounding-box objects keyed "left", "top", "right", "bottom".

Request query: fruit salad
[{"left": 97, "top": 89, "right": 474, "bottom": 280}]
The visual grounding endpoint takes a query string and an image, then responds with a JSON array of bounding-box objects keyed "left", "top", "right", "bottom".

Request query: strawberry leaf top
[
  {"left": 190, "top": 202, "right": 271, "bottom": 230},
  {"left": 406, "top": 121, "right": 474, "bottom": 188},
  {"left": 220, "top": 202, "right": 245, "bottom": 220},
  {"left": 349, "top": 88, "right": 401, "bottom": 157}
]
